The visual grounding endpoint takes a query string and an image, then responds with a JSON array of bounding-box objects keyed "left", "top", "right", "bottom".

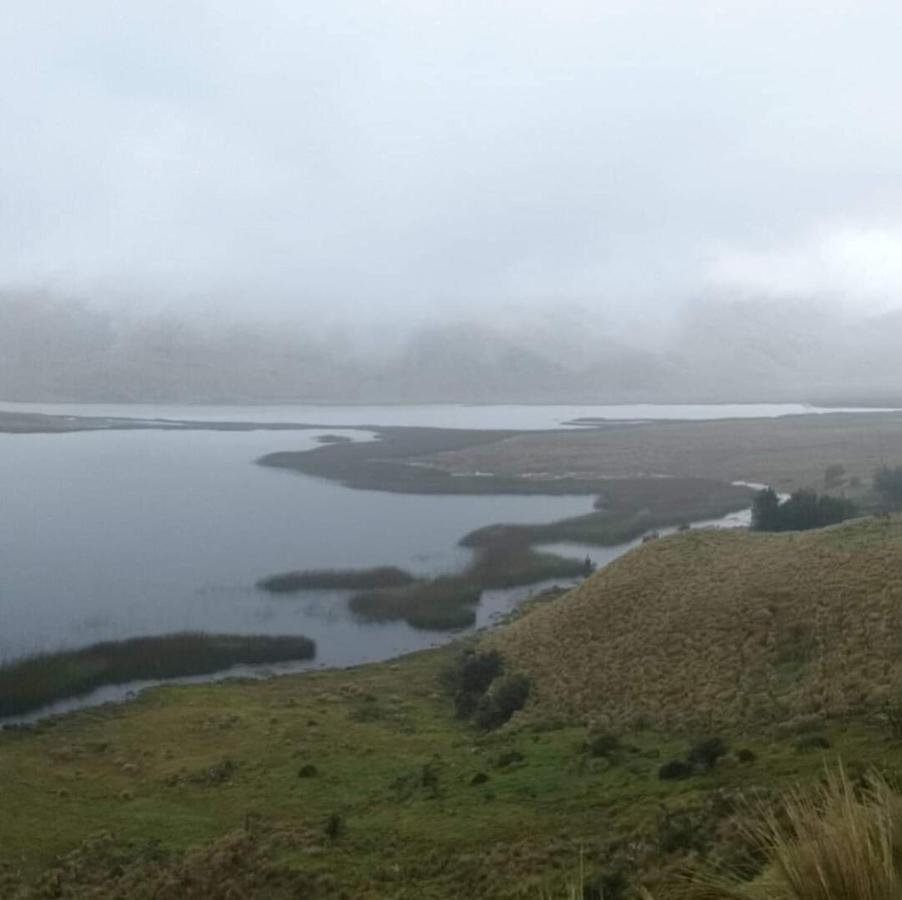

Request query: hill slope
[{"left": 493, "top": 516, "right": 902, "bottom": 732}]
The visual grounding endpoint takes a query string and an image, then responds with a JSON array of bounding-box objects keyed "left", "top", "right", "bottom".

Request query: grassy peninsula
[{"left": 0, "top": 633, "right": 316, "bottom": 718}]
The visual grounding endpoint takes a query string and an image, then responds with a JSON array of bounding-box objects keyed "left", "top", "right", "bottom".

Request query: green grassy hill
[{"left": 493, "top": 516, "right": 902, "bottom": 734}]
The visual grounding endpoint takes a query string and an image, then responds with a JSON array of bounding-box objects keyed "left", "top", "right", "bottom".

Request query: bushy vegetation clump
[
  {"left": 751, "top": 487, "right": 857, "bottom": 532},
  {"left": 442, "top": 649, "right": 530, "bottom": 729},
  {"left": 472, "top": 674, "right": 531, "bottom": 730},
  {"left": 874, "top": 465, "right": 902, "bottom": 509},
  {"left": 443, "top": 648, "right": 505, "bottom": 718}
]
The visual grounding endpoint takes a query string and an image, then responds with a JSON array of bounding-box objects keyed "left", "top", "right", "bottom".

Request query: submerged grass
[
  {"left": 348, "top": 577, "right": 483, "bottom": 630},
  {"left": 257, "top": 566, "right": 415, "bottom": 592},
  {"left": 0, "top": 632, "right": 316, "bottom": 718},
  {"left": 259, "top": 542, "right": 590, "bottom": 630}
]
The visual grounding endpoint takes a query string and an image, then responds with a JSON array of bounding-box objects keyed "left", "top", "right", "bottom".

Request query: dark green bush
[
  {"left": 688, "top": 737, "right": 728, "bottom": 772},
  {"left": 586, "top": 731, "right": 622, "bottom": 758},
  {"left": 794, "top": 734, "right": 831, "bottom": 751},
  {"left": 473, "top": 674, "right": 531, "bottom": 730},
  {"left": 324, "top": 813, "right": 344, "bottom": 841},
  {"left": 875, "top": 465, "right": 902, "bottom": 508},
  {"left": 751, "top": 487, "right": 857, "bottom": 532},
  {"left": 658, "top": 759, "right": 692, "bottom": 780},
  {"left": 494, "top": 750, "right": 525, "bottom": 768},
  {"left": 443, "top": 649, "right": 504, "bottom": 718},
  {"left": 736, "top": 748, "right": 757, "bottom": 764}
]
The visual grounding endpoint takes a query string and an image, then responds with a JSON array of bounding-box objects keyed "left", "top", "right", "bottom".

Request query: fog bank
[{"left": 2, "top": 292, "right": 899, "bottom": 405}]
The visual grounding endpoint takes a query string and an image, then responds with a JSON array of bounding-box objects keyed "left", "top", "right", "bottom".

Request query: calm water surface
[{"left": 0, "top": 425, "right": 593, "bottom": 667}]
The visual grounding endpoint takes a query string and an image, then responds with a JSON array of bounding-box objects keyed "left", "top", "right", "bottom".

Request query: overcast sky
[{"left": 3, "top": 0, "right": 902, "bottom": 331}]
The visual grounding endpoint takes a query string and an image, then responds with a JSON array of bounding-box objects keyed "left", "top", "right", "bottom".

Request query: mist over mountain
[{"left": 1, "top": 291, "right": 899, "bottom": 406}]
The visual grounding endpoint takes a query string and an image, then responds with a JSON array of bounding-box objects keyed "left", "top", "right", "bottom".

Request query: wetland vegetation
[
  {"left": 0, "top": 633, "right": 316, "bottom": 718},
  {"left": 259, "top": 542, "right": 591, "bottom": 630},
  {"left": 257, "top": 566, "right": 416, "bottom": 593}
]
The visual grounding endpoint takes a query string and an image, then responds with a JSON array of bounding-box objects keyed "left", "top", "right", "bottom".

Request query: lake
[{"left": 0, "top": 402, "right": 862, "bottom": 719}]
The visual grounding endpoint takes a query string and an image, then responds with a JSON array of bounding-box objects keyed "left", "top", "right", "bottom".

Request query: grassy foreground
[
  {"left": 6, "top": 638, "right": 902, "bottom": 899},
  {"left": 0, "top": 633, "right": 316, "bottom": 718}
]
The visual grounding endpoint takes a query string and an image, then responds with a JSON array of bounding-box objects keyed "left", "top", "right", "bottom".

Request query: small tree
[
  {"left": 874, "top": 466, "right": 902, "bottom": 509},
  {"left": 751, "top": 487, "right": 781, "bottom": 531}
]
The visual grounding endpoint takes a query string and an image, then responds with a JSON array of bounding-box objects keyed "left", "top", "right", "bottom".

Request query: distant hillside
[
  {"left": 493, "top": 517, "right": 902, "bottom": 732},
  {"left": 6, "top": 290, "right": 902, "bottom": 404}
]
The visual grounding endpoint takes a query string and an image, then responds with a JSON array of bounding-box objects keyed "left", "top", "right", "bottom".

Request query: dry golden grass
[
  {"left": 492, "top": 516, "right": 902, "bottom": 732},
  {"left": 664, "top": 767, "right": 902, "bottom": 900},
  {"left": 427, "top": 411, "right": 902, "bottom": 492}
]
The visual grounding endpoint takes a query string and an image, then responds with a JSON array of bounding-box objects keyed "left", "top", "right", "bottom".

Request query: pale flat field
[{"left": 422, "top": 412, "right": 902, "bottom": 492}]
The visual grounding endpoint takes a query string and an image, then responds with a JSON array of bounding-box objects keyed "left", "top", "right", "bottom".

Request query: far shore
[{"left": 0, "top": 409, "right": 337, "bottom": 434}]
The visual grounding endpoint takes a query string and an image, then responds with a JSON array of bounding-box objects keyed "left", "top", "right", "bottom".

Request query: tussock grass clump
[
  {"left": 0, "top": 632, "right": 316, "bottom": 717},
  {"left": 257, "top": 566, "right": 415, "bottom": 593},
  {"left": 672, "top": 767, "right": 902, "bottom": 900},
  {"left": 492, "top": 516, "right": 902, "bottom": 732}
]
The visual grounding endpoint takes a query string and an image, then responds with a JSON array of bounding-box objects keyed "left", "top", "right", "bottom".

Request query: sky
[{"left": 3, "top": 0, "right": 902, "bottom": 333}]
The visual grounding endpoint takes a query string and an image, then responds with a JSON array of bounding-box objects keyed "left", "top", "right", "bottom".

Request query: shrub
[
  {"left": 495, "top": 750, "right": 525, "bottom": 768},
  {"left": 473, "top": 674, "right": 531, "bottom": 730},
  {"left": 584, "top": 866, "right": 629, "bottom": 900},
  {"left": 420, "top": 764, "right": 440, "bottom": 797},
  {"left": 751, "top": 487, "right": 857, "bottom": 532},
  {"left": 794, "top": 734, "right": 831, "bottom": 752},
  {"left": 443, "top": 649, "right": 504, "bottom": 718},
  {"left": 658, "top": 759, "right": 693, "bottom": 780},
  {"left": 737, "top": 748, "right": 757, "bottom": 764},
  {"left": 875, "top": 465, "right": 902, "bottom": 509},
  {"left": 586, "top": 731, "right": 622, "bottom": 758},
  {"left": 884, "top": 696, "right": 902, "bottom": 739},
  {"left": 751, "top": 487, "right": 782, "bottom": 531},
  {"left": 688, "top": 737, "right": 729, "bottom": 772},
  {"left": 298, "top": 764, "right": 318, "bottom": 778},
  {"left": 324, "top": 813, "right": 344, "bottom": 841}
]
